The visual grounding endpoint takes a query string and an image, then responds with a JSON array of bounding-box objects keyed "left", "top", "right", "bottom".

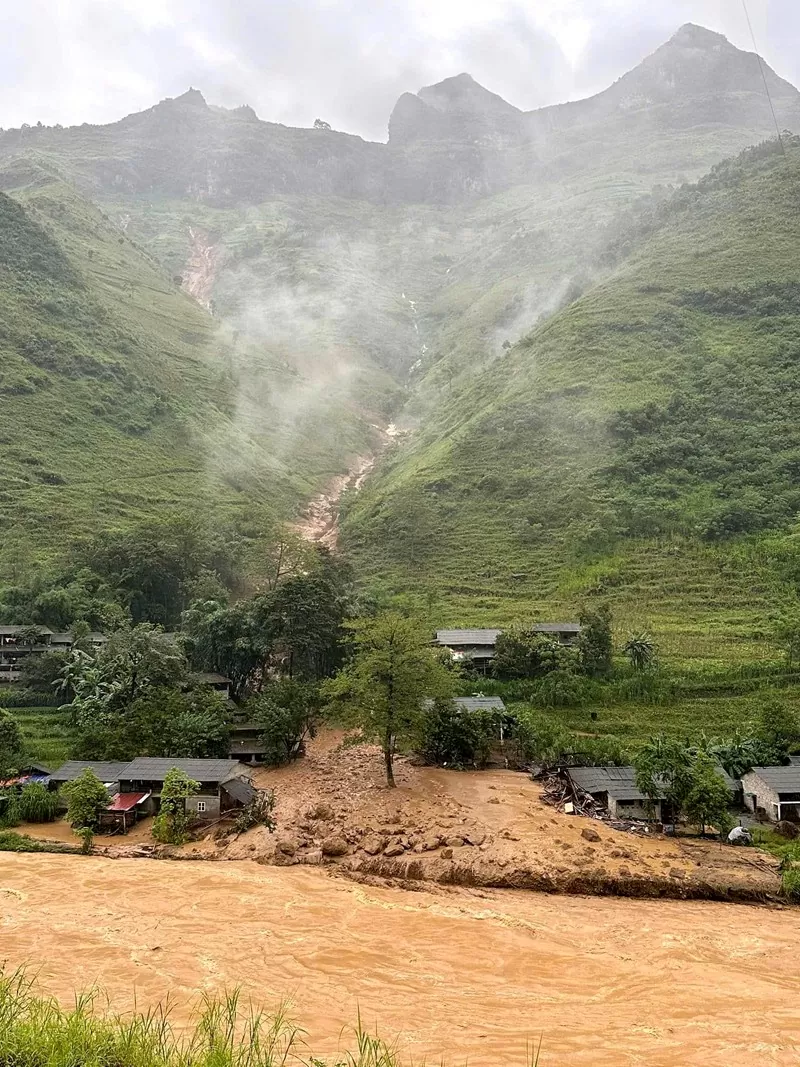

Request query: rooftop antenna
[{"left": 741, "top": 0, "right": 787, "bottom": 156}]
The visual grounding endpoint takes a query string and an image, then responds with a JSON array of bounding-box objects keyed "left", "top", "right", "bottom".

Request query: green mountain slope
[
  {"left": 342, "top": 140, "right": 800, "bottom": 665},
  {"left": 0, "top": 163, "right": 395, "bottom": 581}
]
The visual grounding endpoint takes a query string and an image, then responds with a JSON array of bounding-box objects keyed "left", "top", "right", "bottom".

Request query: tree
[
  {"left": 152, "top": 768, "right": 199, "bottom": 845},
  {"left": 61, "top": 768, "right": 109, "bottom": 829},
  {"left": 101, "top": 624, "right": 186, "bottom": 709},
  {"left": 259, "top": 564, "right": 348, "bottom": 680},
  {"left": 634, "top": 735, "right": 694, "bottom": 827},
  {"left": 249, "top": 679, "right": 320, "bottom": 765},
  {"left": 419, "top": 699, "right": 493, "bottom": 768},
  {"left": 0, "top": 709, "right": 24, "bottom": 777},
  {"left": 492, "top": 628, "right": 566, "bottom": 679},
  {"left": 313, "top": 118, "right": 332, "bottom": 130},
  {"left": 323, "top": 613, "right": 454, "bottom": 786},
  {"left": 623, "top": 632, "right": 656, "bottom": 672},
  {"left": 578, "top": 604, "right": 613, "bottom": 677},
  {"left": 182, "top": 599, "right": 269, "bottom": 701},
  {"left": 752, "top": 697, "right": 797, "bottom": 761},
  {"left": 685, "top": 753, "right": 731, "bottom": 836}
]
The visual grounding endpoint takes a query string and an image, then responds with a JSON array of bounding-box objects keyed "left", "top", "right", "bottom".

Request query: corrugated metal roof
[
  {"left": 454, "top": 696, "right": 506, "bottom": 712},
  {"left": 120, "top": 758, "right": 242, "bottom": 783},
  {"left": 746, "top": 766, "right": 800, "bottom": 792},
  {"left": 106, "top": 792, "right": 150, "bottom": 812},
  {"left": 436, "top": 629, "right": 502, "bottom": 645},
  {"left": 49, "top": 761, "right": 128, "bottom": 783},
  {"left": 222, "top": 777, "right": 257, "bottom": 806}
]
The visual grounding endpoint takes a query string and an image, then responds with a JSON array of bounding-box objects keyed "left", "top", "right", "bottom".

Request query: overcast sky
[{"left": 4, "top": 0, "right": 800, "bottom": 140}]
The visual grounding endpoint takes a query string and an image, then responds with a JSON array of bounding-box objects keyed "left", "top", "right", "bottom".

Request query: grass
[
  {"left": 0, "top": 971, "right": 543, "bottom": 1066},
  {"left": 0, "top": 831, "right": 76, "bottom": 853},
  {"left": 14, "top": 705, "right": 72, "bottom": 768}
]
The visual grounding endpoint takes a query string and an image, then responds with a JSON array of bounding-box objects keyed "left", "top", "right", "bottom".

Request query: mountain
[
  {"left": 342, "top": 137, "right": 800, "bottom": 662},
  {"left": 1, "top": 22, "right": 800, "bottom": 656}
]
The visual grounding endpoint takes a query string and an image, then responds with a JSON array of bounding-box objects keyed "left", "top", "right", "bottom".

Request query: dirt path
[
  {"left": 181, "top": 227, "right": 218, "bottom": 310},
  {"left": 2, "top": 853, "right": 799, "bottom": 1066}
]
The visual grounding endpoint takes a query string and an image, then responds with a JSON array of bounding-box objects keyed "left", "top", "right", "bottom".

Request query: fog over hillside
[{"left": 2, "top": 20, "right": 800, "bottom": 658}]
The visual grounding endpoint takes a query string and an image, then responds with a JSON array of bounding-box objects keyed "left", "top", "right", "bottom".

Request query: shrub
[
  {"left": 419, "top": 700, "right": 492, "bottom": 768},
  {"left": 17, "top": 782, "right": 58, "bottom": 823},
  {"left": 781, "top": 864, "right": 800, "bottom": 903},
  {"left": 61, "top": 768, "right": 109, "bottom": 829},
  {"left": 152, "top": 767, "right": 199, "bottom": 845},
  {"left": 514, "top": 707, "right": 571, "bottom": 765},
  {"left": 529, "top": 670, "right": 598, "bottom": 709}
]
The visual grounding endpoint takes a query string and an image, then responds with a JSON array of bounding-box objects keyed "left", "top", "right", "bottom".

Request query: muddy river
[{"left": 1, "top": 854, "right": 799, "bottom": 1065}]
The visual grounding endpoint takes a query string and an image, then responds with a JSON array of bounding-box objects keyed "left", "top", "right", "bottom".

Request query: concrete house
[
  {"left": 435, "top": 623, "right": 582, "bottom": 671},
  {"left": 117, "top": 758, "right": 255, "bottom": 820},
  {"left": 228, "top": 722, "right": 267, "bottom": 763},
  {"left": 567, "top": 765, "right": 664, "bottom": 821},
  {"left": 741, "top": 766, "right": 800, "bottom": 822}
]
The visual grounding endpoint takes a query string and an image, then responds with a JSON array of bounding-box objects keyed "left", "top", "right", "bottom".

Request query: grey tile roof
[
  {"left": 747, "top": 766, "right": 800, "bottom": 792},
  {"left": 532, "top": 622, "right": 582, "bottom": 634},
  {"left": 454, "top": 696, "right": 506, "bottom": 712},
  {"left": 120, "top": 758, "right": 242, "bottom": 784},
  {"left": 0, "top": 625, "right": 54, "bottom": 636},
  {"left": 436, "top": 629, "right": 501, "bottom": 646},
  {"left": 49, "top": 761, "right": 129, "bottom": 783},
  {"left": 222, "top": 777, "right": 257, "bottom": 806},
  {"left": 568, "top": 765, "right": 657, "bottom": 802}
]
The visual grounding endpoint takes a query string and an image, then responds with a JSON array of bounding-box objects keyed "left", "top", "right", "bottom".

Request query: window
[{"left": 196, "top": 801, "right": 206, "bottom": 813}]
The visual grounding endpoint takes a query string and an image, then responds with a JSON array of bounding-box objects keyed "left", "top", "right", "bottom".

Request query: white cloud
[{"left": 1, "top": 0, "right": 796, "bottom": 138}]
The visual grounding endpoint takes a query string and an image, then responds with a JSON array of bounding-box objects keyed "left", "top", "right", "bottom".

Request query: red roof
[{"left": 106, "top": 792, "right": 150, "bottom": 812}]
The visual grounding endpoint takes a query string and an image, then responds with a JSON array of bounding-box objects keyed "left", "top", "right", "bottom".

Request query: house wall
[
  {"left": 741, "top": 772, "right": 781, "bottom": 819},
  {"left": 187, "top": 794, "right": 220, "bottom": 819},
  {"left": 608, "top": 796, "right": 661, "bottom": 821}
]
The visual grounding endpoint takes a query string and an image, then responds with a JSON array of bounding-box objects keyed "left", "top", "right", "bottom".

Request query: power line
[{"left": 741, "top": 0, "right": 786, "bottom": 156}]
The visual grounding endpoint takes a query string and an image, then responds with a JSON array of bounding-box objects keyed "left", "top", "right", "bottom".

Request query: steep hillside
[
  {"left": 342, "top": 139, "right": 800, "bottom": 664},
  {"left": 0, "top": 162, "right": 394, "bottom": 580},
  {"left": 1, "top": 22, "right": 799, "bottom": 631}
]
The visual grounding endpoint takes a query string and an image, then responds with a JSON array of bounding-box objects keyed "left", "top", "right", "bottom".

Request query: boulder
[
  {"left": 488, "top": 797, "right": 501, "bottom": 805},
  {"left": 776, "top": 820, "right": 800, "bottom": 840},
  {"left": 464, "top": 830, "right": 485, "bottom": 846},
  {"left": 384, "top": 839, "right": 406, "bottom": 857},
  {"left": 275, "top": 836, "right": 298, "bottom": 856},
  {"left": 321, "top": 835, "right": 349, "bottom": 857},
  {"left": 669, "top": 867, "right": 686, "bottom": 880},
  {"left": 445, "top": 835, "right": 465, "bottom": 848},
  {"left": 618, "top": 867, "right": 632, "bottom": 878},
  {"left": 304, "top": 849, "right": 324, "bottom": 865},
  {"left": 360, "top": 834, "right": 385, "bottom": 856},
  {"left": 441, "top": 847, "right": 453, "bottom": 860},
  {"left": 309, "top": 803, "right": 333, "bottom": 821},
  {"left": 422, "top": 833, "right": 441, "bottom": 851},
  {"left": 581, "top": 827, "right": 601, "bottom": 843}
]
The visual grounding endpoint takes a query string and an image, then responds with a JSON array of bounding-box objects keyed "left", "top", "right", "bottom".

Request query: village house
[
  {"left": 567, "top": 765, "right": 664, "bottom": 821},
  {"left": 741, "top": 766, "right": 800, "bottom": 822},
  {"left": 116, "top": 758, "right": 256, "bottom": 820},
  {"left": 0, "top": 626, "right": 107, "bottom": 683},
  {"left": 194, "top": 672, "right": 233, "bottom": 699},
  {"left": 435, "top": 623, "right": 582, "bottom": 670},
  {"left": 228, "top": 721, "right": 267, "bottom": 763},
  {"left": 48, "top": 761, "right": 130, "bottom": 795}
]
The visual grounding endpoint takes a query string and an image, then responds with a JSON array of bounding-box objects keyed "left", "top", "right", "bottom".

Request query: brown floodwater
[{"left": 1, "top": 854, "right": 799, "bottom": 1066}]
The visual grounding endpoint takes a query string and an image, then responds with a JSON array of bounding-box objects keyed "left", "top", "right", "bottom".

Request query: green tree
[
  {"left": 0, "top": 709, "right": 24, "bottom": 777},
  {"left": 578, "top": 604, "right": 613, "bottom": 677},
  {"left": 249, "top": 680, "right": 320, "bottom": 766},
  {"left": 182, "top": 598, "right": 269, "bottom": 701},
  {"left": 61, "top": 768, "right": 109, "bottom": 829},
  {"left": 492, "top": 628, "right": 565, "bottom": 679},
  {"left": 419, "top": 699, "right": 493, "bottom": 768},
  {"left": 152, "top": 767, "right": 199, "bottom": 845},
  {"left": 623, "top": 631, "right": 656, "bottom": 672},
  {"left": 634, "top": 735, "right": 694, "bottom": 827},
  {"left": 101, "top": 624, "right": 186, "bottom": 710},
  {"left": 685, "top": 753, "right": 731, "bottom": 836},
  {"left": 752, "top": 697, "right": 797, "bottom": 759},
  {"left": 324, "top": 613, "right": 454, "bottom": 787}
]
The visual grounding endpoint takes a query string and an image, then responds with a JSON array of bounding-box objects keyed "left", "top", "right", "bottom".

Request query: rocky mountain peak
[{"left": 417, "top": 73, "right": 520, "bottom": 117}]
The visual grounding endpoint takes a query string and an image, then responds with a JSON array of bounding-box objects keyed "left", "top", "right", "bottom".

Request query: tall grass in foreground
[{"left": 0, "top": 970, "right": 543, "bottom": 1066}]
